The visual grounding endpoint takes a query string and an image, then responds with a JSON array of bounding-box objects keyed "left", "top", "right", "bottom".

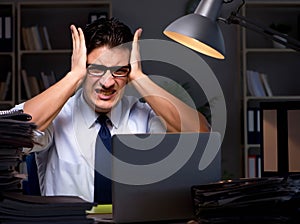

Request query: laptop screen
[{"left": 110, "top": 132, "right": 222, "bottom": 223}]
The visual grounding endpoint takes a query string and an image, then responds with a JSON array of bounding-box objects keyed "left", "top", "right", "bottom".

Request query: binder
[
  {"left": 0, "top": 15, "right": 12, "bottom": 52},
  {"left": 247, "top": 107, "right": 260, "bottom": 144}
]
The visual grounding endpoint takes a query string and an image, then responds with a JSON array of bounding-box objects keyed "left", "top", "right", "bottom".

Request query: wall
[
  {"left": 9, "top": 0, "right": 243, "bottom": 178},
  {"left": 112, "top": 0, "right": 242, "bottom": 178}
]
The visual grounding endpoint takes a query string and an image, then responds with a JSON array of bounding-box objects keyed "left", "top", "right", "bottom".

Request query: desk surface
[{"left": 87, "top": 214, "right": 199, "bottom": 224}]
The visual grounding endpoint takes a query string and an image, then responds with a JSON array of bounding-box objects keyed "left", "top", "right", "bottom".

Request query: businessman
[{"left": 15, "top": 17, "right": 210, "bottom": 203}]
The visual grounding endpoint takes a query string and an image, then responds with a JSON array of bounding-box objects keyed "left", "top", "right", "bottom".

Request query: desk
[{"left": 87, "top": 214, "right": 199, "bottom": 224}]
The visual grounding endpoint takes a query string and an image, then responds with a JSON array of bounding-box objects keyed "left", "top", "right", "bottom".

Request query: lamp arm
[{"left": 225, "top": 12, "right": 300, "bottom": 51}]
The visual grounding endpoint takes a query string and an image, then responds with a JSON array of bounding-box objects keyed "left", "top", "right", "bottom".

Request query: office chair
[{"left": 23, "top": 152, "right": 41, "bottom": 195}]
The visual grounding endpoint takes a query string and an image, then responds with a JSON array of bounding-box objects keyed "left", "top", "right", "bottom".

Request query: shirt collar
[
  {"left": 78, "top": 90, "right": 98, "bottom": 129},
  {"left": 110, "top": 99, "right": 122, "bottom": 129},
  {"left": 78, "top": 89, "right": 123, "bottom": 129}
]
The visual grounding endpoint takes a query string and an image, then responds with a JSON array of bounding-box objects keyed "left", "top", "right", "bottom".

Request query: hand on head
[
  {"left": 70, "top": 25, "right": 88, "bottom": 86},
  {"left": 129, "top": 28, "right": 145, "bottom": 81}
]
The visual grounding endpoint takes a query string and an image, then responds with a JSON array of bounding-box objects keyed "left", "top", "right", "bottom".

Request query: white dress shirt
[{"left": 14, "top": 88, "right": 166, "bottom": 202}]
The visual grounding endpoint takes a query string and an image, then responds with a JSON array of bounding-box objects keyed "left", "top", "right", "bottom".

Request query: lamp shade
[{"left": 163, "top": 13, "right": 225, "bottom": 59}]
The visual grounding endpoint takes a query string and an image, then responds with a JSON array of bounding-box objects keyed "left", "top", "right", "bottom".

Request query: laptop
[{"left": 95, "top": 132, "right": 222, "bottom": 223}]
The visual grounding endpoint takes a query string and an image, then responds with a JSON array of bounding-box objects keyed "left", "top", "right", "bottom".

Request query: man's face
[{"left": 83, "top": 46, "right": 130, "bottom": 113}]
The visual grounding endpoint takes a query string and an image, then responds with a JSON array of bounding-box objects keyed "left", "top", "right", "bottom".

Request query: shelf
[
  {"left": 245, "top": 48, "right": 297, "bottom": 53},
  {"left": 245, "top": 96, "right": 300, "bottom": 100},
  {"left": 0, "top": 2, "right": 15, "bottom": 108},
  {"left": 241, "top": 1, "right": 300, "bottom": 178},
  {"left": 0, "top": 52, "right": 14, "bottom": 56},
  {"left": 20, "top": 50, "right": 72, "bottom": 55},
  {"left": 244, "top": 1, "right": 300, "bottom": 7},
  {"left": 242, "top": 1, "right": 300, "bottom": 49},
  {"left": 246, "top": 144, "right": 260, "bottom": 148},
  {"left": 0, "top": 1, "right": 112, "bottom": 105},
  {"left": 16, "top": 1, "right": 111, "bottom": 103}
]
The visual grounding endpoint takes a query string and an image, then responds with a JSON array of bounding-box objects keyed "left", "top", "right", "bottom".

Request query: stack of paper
[
  {"left": 192, "top": 175, "right": 300, "bottom": 223},
  {"left": 0, "top": 192, "right": 95, "bottom": 224},
  {"left": 0, "top": 109, "right": 36, "bottom": 193},
  {"left": 0, "top": 110, "right": 95, "bottom": 223}
]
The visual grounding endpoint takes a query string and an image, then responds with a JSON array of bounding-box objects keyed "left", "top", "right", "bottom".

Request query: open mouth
[{"left": 95, "top": 88, "right": 116, "bottom": 97}]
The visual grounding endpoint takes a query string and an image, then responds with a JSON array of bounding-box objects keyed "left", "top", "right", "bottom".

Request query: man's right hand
[
  {"left": 70, "top": 25, "right": 87, "bottom": 88},
  {"left": 23, "top": 25, "right": 89, "bottom": 131}
]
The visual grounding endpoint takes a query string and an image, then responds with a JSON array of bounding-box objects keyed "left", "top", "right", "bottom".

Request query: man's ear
[{"left": 76, "top": 74, "right": 87, "bottom": 91}]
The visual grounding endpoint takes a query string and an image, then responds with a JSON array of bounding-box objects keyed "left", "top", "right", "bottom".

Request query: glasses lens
[
  {"left": 112, "top": 65, "right": 131, "bottom": 77},
  {"left": 87, "top": 65, "right": 106, "bottom": 76},
  {"left": 87, "top": 64, "right": 131, "bottom": 77}
]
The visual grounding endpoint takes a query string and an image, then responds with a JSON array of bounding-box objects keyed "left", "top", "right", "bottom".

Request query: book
[
  {"left": 36, "top": 75, "right": 46, "bottom": 91},
  {"left": 0, "top": 16, "right": 13, "bottom": 52},
  {"left": 38, "top": 25, "right": 50, "bottom": 50},
  {"left": 246, "top": 70, "right": 266, "bottom": 97},
  {"left": 248, "top": 147, "right": 261, "bottom": 178},
  {"left": 4, "top": 17, "right": 11, "bottom": 39},
  {"left": 48, "top": 70, "right": 57, "bottom": 86},
  {"left": 21, "top": 27, "right": 30, "bottom": 50},
  {"left": 247, "top": 107, "right": 261, "bottom": 145},
  {"left": 1, "top": 71, "right": 12, "bottom": 100},
  {"left": 21, "top": 69, "right": 32, "bottom": 99},
  {"left": 248, "top": 155, "right": 256, "bottom": 178},
  {"left": 247, "top": 108, "right": 255, "bottom": 144},
  {"left": 27, "top": 75, "right": 40, "bottom": 96},
  {"left": 40, "top": 71, "right": 50, "bottom": 89},
  {"left": 246, "top": 70, "right": 254, "bottom": 96},
  {"left": 30, "top": 25, "right": 43, "bottom": 50},
  {"left": 24, "top": 27, "right": 35, "bottom": 50},
  {"left": 260, "top": 73, "right": 273, "bottom": 96},
  {"left": 0, "top": 17, "right": 2, "bottom": 39},
  {"left": 40, "top": 71, "right": 56, "bottom": 89},
  {"left": 0, "top": 82, "right": 6, "bottom": 101},
  {"left": 42, "top": 26, "right": 52, "bottom": 50}
]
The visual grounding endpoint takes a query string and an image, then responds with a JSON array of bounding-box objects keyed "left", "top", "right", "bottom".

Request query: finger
[
  {"left": 70, "top": 25, "right": 76, "bottom": 51},
  {"left": 78, "top": 27, "right": 86, "bottom": 52},
  {"left": 131, "top": 28, "right": 142, "bottom": 64},
  {"left": 71, "top": 25, "right": 80, "bottom": 50},
  {"left": 132, "top": 28, "right": 142, "bottom": 52},
  {"left": 133, "top": 28, "right": 142, "bottom": 42}
]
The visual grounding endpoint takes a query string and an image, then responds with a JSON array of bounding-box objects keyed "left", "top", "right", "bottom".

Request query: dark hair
[{"left": 83, "top": 17, "right": 134, "bottom": 54}]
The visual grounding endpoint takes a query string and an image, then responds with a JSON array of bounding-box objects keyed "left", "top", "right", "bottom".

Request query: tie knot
[{"left": 97, "top": 114, "right": 109, "bottom": 126}]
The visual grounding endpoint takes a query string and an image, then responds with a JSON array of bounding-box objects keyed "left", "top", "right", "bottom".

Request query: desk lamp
[{"left": 163, "top": 0, "right": 300, "bottom": 59}]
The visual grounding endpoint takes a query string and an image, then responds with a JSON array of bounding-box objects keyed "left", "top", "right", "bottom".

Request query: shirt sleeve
[
  {"left": 29, "top": 124, "right": 54, "bottom": 153},
  {"left": 145, "top": 104, "right": 167, "bottom": 133}
]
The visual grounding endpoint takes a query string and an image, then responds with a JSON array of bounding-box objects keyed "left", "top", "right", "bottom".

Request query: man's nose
[{"left": 99, "top": 70, "right": 114, "bottom": 87}]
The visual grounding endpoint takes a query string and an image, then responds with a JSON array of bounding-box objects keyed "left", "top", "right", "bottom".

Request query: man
[{"left": 15, "top": 18, "right": 210, "bottom": 203}]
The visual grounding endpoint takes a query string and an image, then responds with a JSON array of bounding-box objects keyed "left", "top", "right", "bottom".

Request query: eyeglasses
[{"left": 86, "top": 63, "right": 131, "bottom": 78}]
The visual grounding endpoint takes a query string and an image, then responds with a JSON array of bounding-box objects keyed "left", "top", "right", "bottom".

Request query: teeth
[
  {"left": 102, "top": 91, "right": 113, "bottom": 96},
  {"left": 97, "top": 89, "right": 114, "bottom": 96}
]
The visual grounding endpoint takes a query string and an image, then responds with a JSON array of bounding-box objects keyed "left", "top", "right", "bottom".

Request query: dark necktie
[{"left": 94, "top": 114, "right": 112, "bottom": 204}]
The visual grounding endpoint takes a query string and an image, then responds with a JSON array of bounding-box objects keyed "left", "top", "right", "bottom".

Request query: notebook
[{"left": 95, "top": 132, "right": 222, "bottom": 223}]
